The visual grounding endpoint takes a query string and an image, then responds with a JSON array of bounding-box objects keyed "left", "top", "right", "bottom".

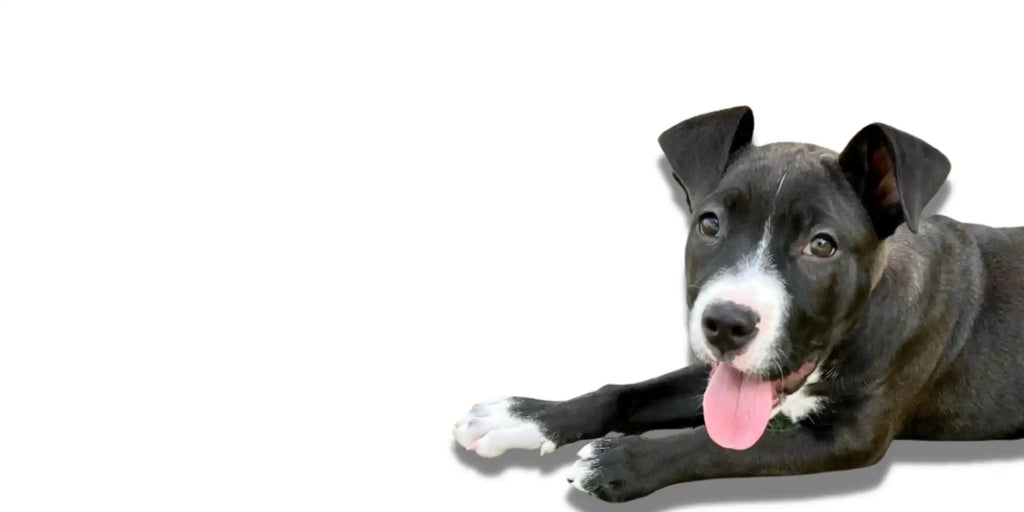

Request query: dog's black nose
[{"left": 702, "top": 301, "right": 760, "bottom": 355}]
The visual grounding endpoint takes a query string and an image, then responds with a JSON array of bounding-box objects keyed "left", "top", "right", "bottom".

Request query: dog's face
[
  {"left": 684, "top": 144, "right": 876, "bottom": 381},
  {"left": 661, "top": 107, "right": 950, "bottom": 391}
]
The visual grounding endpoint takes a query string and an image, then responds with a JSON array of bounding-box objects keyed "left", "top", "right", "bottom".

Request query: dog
[{"left": 452, "top": 106, "right": 1024, "bottom": 502}]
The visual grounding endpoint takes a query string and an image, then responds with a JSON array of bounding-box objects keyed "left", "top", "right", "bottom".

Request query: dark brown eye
[
  {"left": 698, "top": 213, "right": 720, "bottom": 237},
  {"left": 805, "top": 234, "right": 837, "bottom": 258}
]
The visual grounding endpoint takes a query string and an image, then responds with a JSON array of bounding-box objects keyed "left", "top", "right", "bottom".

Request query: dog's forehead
[
  {"left": 716, "top": 143, "right": 842, "bottom": 201},
  {"left": 712, "top": 142, "right": 872, "bottom": 245},
  {"left": 728, "top": 143, "right": 838, "bottom": 183}
]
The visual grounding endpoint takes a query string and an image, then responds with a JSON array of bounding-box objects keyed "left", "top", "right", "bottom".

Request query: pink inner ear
[{"left": 870, "top": 146, "right": 901, "bottom": 212}]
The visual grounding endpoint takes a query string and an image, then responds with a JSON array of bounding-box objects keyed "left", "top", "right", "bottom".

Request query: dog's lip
[{"left": 771, "top": 356, "right": 819, "bottom": 396}]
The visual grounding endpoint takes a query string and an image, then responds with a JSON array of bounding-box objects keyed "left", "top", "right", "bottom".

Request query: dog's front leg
[
  {"left": 567, "top": 423, "right": 890, "bottom": 502},
  {"left": 453, "top": 363, "right": 711, "bottom": 457}
]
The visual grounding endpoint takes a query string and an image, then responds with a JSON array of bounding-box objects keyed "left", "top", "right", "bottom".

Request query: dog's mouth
[
  {"left": 769, "top": 356, "right": 819, "bottom": 405},
  {"left": 703, "top": 355, "right": 819, "bottom": 451}
]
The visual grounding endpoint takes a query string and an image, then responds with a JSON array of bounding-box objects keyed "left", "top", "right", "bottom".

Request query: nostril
[
  {"left": 703, "top": 317, "right": 718, "bottom": 334},
  {"left": 731, "top": 323, "right": 754, "bottom": 338}
]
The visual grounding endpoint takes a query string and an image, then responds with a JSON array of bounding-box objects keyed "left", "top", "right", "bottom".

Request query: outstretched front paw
[
  {"left": 452, "top": 397, "right": 556, "bottom": 458},
  {"left": 566, "top": 437, "right": 658, "bottom": 503}
]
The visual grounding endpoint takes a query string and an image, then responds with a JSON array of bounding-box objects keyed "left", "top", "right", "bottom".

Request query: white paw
[
  {"left": 566, "top": 441, "right": 599, "bottom": 493},
  {"left": 452, "top": 397, "right": 556, "bottom": 458}
]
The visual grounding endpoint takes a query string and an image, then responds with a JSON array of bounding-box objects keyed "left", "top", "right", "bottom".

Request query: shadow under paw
[{"left": 451, "top": 439, "right": 590, "bottom": 476}]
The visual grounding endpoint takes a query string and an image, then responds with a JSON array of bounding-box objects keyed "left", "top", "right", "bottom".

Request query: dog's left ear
[
  {"left": 839, "top": 123, "right": 951, "bottom": 238},
  {"left": 659, "top": 106, "right": 754, "bottom": 212}
]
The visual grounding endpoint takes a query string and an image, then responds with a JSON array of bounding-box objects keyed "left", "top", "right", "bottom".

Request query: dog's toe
[
  {"left": 565, "top": 442, "right": 599, "bottom": 492},
  {"left": 566, "top": 440, "right": 603, "bottom": 492}
]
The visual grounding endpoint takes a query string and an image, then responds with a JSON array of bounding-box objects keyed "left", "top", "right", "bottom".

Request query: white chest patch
[{"left": 772, "top": 367, "right": 825, "bottom": 421}]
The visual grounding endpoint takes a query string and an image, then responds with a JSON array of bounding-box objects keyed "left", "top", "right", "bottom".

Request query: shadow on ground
[{"left": 454, "top": 437, "right": 1024, "bottom": 511}]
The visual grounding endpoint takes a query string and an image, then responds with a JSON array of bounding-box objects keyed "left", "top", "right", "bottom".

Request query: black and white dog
[{"left": 453, "top": 107, "right": 1024, "bottom": 502}]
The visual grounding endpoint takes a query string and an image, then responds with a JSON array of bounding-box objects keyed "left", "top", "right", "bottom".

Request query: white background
[{"left": 2, "top": 1, "right": 1023, "bottom": 511}]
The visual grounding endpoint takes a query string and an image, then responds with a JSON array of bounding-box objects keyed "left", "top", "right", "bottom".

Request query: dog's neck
[
  {"left": 869, "top": 243, "right": 888, "bottom": 292},
  {"left": 870, "top": 225, "right": 926, "bottom": 295}
]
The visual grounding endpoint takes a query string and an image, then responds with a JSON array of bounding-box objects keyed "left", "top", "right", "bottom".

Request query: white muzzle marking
[{"left": 687, "top": 232, "right": 790, "bottom": 374}]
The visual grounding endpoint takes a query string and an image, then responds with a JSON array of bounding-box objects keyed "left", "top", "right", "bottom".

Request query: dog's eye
[
  {"left": 805, "top": 234, "right": 838, "bottom": 258},
  {"left": 698, "top": 213, "right": 720, "bottom": 237}
]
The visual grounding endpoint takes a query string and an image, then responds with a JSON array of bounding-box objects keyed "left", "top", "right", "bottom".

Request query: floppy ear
[
  {"left": 658, "top": 106, "right": 754, "bottom": 212},
  {"left": 839, "top": 123, "right": 951, "bottom": 238}
]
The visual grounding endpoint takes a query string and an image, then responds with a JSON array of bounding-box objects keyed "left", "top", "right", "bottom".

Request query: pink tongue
[{"left": 703, "top": 364, "right": 774, "bottom": 450}]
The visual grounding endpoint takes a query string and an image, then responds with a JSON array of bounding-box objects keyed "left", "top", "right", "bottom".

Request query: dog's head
[{"left": 661, "top": 107, "right": 949, "bottom": 439}]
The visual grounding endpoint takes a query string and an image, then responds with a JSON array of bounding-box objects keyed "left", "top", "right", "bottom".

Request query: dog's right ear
[{"left": 658, "top": 106, "right": 754, "bottom": 212}]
